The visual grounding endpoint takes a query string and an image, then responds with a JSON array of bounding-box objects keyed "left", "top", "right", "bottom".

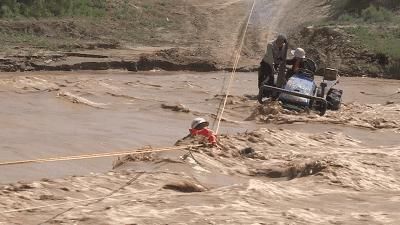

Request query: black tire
[
  {"left": 319, "top": 100, "right": 327, "bottom": 116},
  {"left": 316, "top": 87, "right": 323, "bottom": 98},
  {"left": 326, "top": 88, "right": 343, "bottom": 110},
  {"left": 258, "top": 88, "right": 264, "bottom": 104},
  {"left": 304, "top": 58, "right": 318, "bottom": 73},
  {"left": 309, "top": 88, "right": 319, "bottom": 108}
]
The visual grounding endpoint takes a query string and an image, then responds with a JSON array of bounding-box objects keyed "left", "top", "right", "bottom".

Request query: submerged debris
[
  {"left": 57, "top": 91, "right": 108, "bottom": 109},
  {"left": 163, "top": 181, "right": 207, "bottom": 193},
  {"left": 161, "top": 103, "right": 190, "bottom": 113}
]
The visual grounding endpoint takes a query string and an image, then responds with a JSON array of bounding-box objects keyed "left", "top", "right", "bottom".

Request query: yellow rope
[
  {"left": 0, "top": 0, "right": 256, "bottom": 167},
  {"left": 215, "top": 0, "right": 256, "bottom": 134},
  {"left": 0, "top": 145, "right": 202, "bottom": 166},
  {"left": 0, "top": 1, "right": 259, "bottom": 219}
]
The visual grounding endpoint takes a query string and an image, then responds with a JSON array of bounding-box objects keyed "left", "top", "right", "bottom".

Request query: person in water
[{"left": 189, "top": 117, "right": 217, "bottom": 145}]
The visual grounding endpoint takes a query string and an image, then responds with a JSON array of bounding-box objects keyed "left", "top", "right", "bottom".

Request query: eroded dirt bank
[{"left": 0, "top": 0, "right": 331, "bottom": 74}]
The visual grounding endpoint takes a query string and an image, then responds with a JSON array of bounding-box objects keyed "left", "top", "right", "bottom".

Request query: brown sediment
[
  {"left": 161, "top": 103, "right": 191, "bottom": 113},
  {"left": 163, "top": 181, "right": 207, "bottom": 193},
  {"left": 57, "top": 91, "right": 108, "bottom": 109},
  {"left": 247, "top": 101, "right": 400, "bottom": 131},
  {"left": 0, "top": 127, "right": 399, "bottom": 224},
  {"left": 0, "top": 59, "right": 399, "bottom": 225}
]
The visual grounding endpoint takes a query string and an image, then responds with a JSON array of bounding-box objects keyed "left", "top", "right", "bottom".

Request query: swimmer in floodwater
[{"left": 189, "top": 117, "right": 217, "bottom": 146}]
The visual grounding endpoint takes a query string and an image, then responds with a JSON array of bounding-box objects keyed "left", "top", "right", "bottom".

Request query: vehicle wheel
[
  {"left": 319, "top": 100, "right": 327, "bottom": 116},
  {"left": 326, "top": 88, "right": 343, "bottom": 110},
  {"left": 257, "top": 88, "right": 264, "bottom": 104},
  {"left": 316, "top": 87, "right": 323, "bottom": 98}
]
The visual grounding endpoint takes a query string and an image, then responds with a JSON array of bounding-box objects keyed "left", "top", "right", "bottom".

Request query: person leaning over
[{"left": 258, "top": 34, "right": 289, "bottom": 89}]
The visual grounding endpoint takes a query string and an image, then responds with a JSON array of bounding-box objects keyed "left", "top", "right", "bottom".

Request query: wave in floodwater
[
  {"left": 0, "top": 72, "right": 399, "bottom": 224},
  {"left": 240, "top": 100, "right": 400, "bottom": 131},
  {"left": 57, "top": 91, "right": 109, "bottom": 109},
  {"left": 3, "top": 127, "right": 398, "bottom": 224}
]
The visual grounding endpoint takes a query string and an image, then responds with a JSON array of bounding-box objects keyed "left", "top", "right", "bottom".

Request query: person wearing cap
[
  {"left": 286, "top": 48, "right": 307, "bottom": 79},
  {"left": 259, "top": 34, "right": 288, "bottom": 90},
  {"left": 189, "top": 118, "right": 217, "bottom": 145}
]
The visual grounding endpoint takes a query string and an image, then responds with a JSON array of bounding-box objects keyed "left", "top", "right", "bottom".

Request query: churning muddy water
[
  {"left": 0, "top": 70, "right": 399, "bottom": 224},
  {"left": 0, "top": 71, "right": 398, "bottom": 183}
]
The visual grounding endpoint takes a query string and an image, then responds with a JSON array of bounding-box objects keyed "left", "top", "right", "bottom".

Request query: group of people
[
  {"left": 188, "top": 34, "right": 308, "bottom": 146},
  {"left": 258, "top": 34, "right": 307, "bottom": 89}
]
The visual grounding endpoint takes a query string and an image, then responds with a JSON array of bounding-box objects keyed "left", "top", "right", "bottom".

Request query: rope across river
[
  {"left": 0, "top": 1, "right": 259, "bottom": 223},
  {"left": 0, "top": 145, "right": 202, "bottom": 166},
  {"left": 214, "top": 0, "right": 256, "bottom": 134},
  {"left": 0, "top": 0, "right": 257, "bottom": 168}
]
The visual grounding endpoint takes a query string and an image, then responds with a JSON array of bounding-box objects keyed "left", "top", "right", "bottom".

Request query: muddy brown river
[
  {"left": 0, "top": 70, "right": 399, "bottom": 225},
  {"left": 0, "top": 70, "right": 399, "bottom": 183}
]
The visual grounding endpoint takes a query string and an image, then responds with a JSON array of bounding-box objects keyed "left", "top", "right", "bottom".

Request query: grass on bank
[
  {"left": 0, "top": 0, "right": 106, "bottom": 18},
  {"left": 345, "top": 25, "right": 400, "bottom": 77},
  {"left": 0, "top": 0, "right": 187, "bottom": 50},
  {"left": 346, "top": 26, "right": 400, "bottom": 59},
  {"left": 336, "top": 5, "right": 398, "bottom": 23},
  {"left": 333, "top": 0, "right": 400, "bottom": 14},
  {"left": 326, "top": 1, "right": 400, "bottom": 77}
]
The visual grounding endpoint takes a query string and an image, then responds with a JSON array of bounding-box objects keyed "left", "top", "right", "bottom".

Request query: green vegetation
[
  {"left": 345, "top": 26, "right": 400, "bottom": 77},
  {"left": 0, "top": 0, "right": 188, "bottom": 51},
  {"left": 111, "top": 1, "right": 172, "bottom": 28},
  {"left": 346, "top": 26, "right": 400, "bottom": 59},
  {"left": 328, "top": 0, "right": 400, "bottom": 77},
  {"left": 334, "top": 0, "right": 400, "bottom": 14},
  {"left": 0, "top": 0, "right": 106, "bottom": 18},
  {"left": 337, "top": 5, "right": 397, "bottom": 23}
]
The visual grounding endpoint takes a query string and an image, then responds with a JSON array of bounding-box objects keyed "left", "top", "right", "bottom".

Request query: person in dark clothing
[
  {"left": 258, "top": 61, "right": 274, "bottom": 88},
  {"left": 258, "top": 34, "right": 288, "bottom": 89}
]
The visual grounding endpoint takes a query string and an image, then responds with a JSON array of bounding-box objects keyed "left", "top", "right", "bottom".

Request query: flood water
[{"left": 0, "top": 70, "right": 399, "bottom": 183}]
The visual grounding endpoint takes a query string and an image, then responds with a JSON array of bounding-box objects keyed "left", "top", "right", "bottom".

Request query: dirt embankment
[
  {"left": 2, "top": 1, "right": 397, "bottom": 77},
  {"left": 0, "top": 0, "right": 332, "bottom": 73},
  {"left": 0, "top": 48, "right": 214, "bottom": 73},
  {"left": 0, "top": 0, "right": 252, "bottom": 72},
  {"left": 290, "top": 25, "right": 395, "bottom": 78}
]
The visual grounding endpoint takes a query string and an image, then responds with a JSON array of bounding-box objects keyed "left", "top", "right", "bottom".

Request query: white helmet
[
  {"left": 191, "top": 117, "right": 209, "bottom": 129},
  {"left": 291, "top": 48, "right": 306, "bottom": 59}
]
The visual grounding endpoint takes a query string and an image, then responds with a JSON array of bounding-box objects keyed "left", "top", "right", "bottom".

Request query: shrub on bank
[
  {"left": 0, "top": 0, "right": 106, "bottom": 18},
  {"left": 361, "top": 5, "right": 394, "bottom": 22},
  {"left": 385, "top": 62, "right": 400, "bottom": 79},
  {"left": 347, "top": 26, "right": 400, "bottom": 60},
  {"left": 337, "top": 5, "right": 395, "bottom": 23},
  {"left": 334, "top": 0, "right": 400, "bottom": 13}
]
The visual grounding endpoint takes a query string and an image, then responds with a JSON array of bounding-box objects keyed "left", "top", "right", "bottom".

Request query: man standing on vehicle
[{"left": 258, "top": 34, "right": 288, "bottom": 90}]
